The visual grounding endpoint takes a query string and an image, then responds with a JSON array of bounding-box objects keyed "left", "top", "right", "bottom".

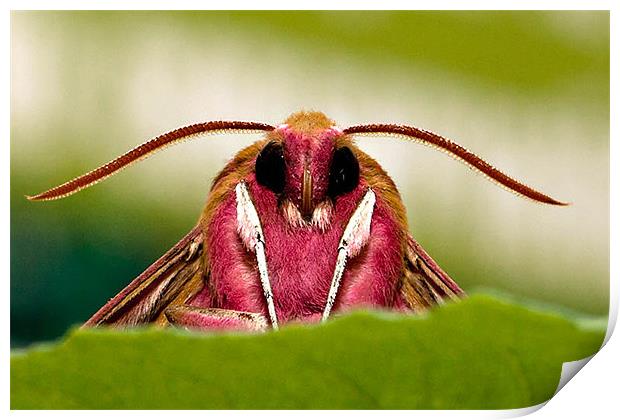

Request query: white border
[
  {"left": 2, "top": 0, "right": 617, "bottom": 10},
  {"left": 4, "top": 3, "right": 616, "bottom": 419}
]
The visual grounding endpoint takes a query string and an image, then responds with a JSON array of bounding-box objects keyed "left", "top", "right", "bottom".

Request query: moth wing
[
  {"left": 83, "top": 225, "right": 206, "bottom": 328},
  {"left": 400, "top": 234, "right": 465, "bottom": 312}
]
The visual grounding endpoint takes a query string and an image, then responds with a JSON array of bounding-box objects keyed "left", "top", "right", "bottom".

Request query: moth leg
[{"left": 164, "top": 305, "right": 268, "bottom": 332}]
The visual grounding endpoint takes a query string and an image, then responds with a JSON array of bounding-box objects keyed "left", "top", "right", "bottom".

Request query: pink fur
[
  {"left": 190, "top": 127, "right": 404, "bottom": 324},
  {"left": 167, "top": 307, "right": 267, "bottom": 332},
  {"left": 278, "top": 126, "right": 334, "bottom": 211}
]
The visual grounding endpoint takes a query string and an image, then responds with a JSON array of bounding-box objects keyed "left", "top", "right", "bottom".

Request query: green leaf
[{"left": 10, "top": 295, "right": 605, "bottom": 409}]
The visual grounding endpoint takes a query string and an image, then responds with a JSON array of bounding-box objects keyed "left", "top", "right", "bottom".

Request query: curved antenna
[
  {"left": 344, "top": 124, "right": 567, "bottom": 206},
  {"left": 27, "top": 121, "right": 275, "bottom": 201}
]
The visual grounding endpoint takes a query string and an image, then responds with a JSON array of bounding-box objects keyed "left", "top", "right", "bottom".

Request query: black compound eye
[
  {"left": 328, "top": 147, "right": 359, "bottom": 197},
  {"left": 255, "top": 141, "right": 286, "bottom": 194}
]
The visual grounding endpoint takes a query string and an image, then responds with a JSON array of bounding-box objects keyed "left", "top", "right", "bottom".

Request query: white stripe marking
[
  {"left": 321, "top": 188, "right": 376, "bottom": 322},
  {"left": 235, "top": 182, "right": 279, "bottom": 330}
]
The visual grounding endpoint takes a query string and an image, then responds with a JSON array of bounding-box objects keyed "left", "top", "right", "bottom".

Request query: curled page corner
[
  {"left": 551, "top": 304, "right": 615, "bottom": 398},
  {"left": 603, "top": 306, "right": 617, "bottom": 346},
  {"left": 554, "top": 355, "right": 595, "bottom": 395},
  {"left": 499, "top": 354, "right": 599, "bottom": 417},
  {"left": 551, "top": 307, "right": 615, "bottom": 396},
  {"left": 498, "top": 401, "right": 547, "bottom": 418}
]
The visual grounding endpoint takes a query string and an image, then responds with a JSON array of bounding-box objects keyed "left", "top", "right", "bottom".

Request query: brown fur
[
  {"left": 285, "top": 110, "right": 335, "bottom": 132},
  {"left": 201, "top": 130, "right": 286, "bottom": 225}
]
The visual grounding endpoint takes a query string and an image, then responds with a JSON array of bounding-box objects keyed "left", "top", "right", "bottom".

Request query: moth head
[{"left": 254, "top": 111, "right": 360, "bottom": 223}]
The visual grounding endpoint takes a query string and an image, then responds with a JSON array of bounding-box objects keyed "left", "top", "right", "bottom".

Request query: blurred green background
[{"left": 10, "top": 11, "right": 609, "bottom": 347}]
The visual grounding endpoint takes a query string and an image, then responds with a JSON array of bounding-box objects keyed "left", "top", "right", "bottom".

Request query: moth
[{"left": 28, "top": 111, "right": 566, "bottom": 332}]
